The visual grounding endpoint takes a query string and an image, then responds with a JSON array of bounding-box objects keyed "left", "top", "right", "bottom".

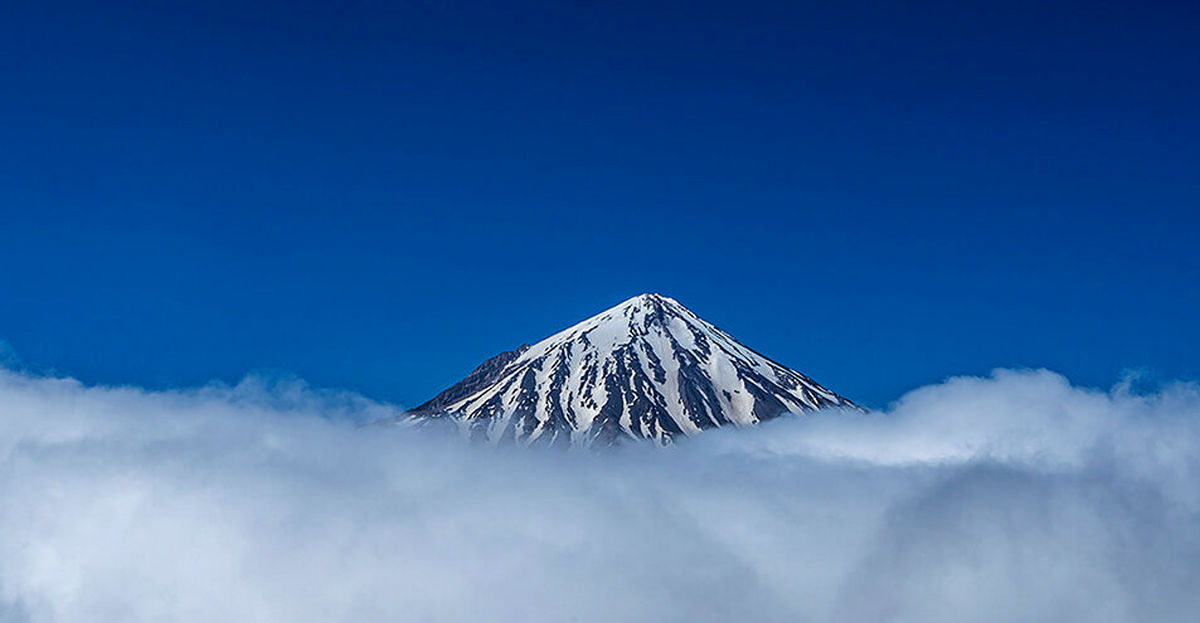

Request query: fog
[{"left": 0, "top": 367, "right": 1196, "bottom": 622}]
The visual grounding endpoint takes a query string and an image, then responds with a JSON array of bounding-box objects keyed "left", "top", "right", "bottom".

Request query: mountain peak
[
  {"left": 606, "top": 292, "right": 678, "bottom": 317},
  {"left": 626, "top": 292, "right": 672, "bottom": 305},
  {"left": 408, "top": 294, "right": 856, "bottom": 447}
]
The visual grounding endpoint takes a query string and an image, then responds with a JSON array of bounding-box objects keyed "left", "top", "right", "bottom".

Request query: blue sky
[{"left": 1, "top": 1, "right": 1196, "bottom": 407}]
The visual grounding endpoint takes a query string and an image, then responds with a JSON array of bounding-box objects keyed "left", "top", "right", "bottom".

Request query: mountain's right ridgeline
[{"left": 402, "top": 294, "right": 859, "bottom": 447}]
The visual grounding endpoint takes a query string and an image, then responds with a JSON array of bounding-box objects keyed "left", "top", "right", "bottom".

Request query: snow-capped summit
[{"left": 407, "top": 293, "right": 856, "bottom": 447}]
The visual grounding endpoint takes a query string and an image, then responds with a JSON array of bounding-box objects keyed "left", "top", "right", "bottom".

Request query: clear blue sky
[{"left": 1, "top": 1, "right": 1196, "bottom": 408}]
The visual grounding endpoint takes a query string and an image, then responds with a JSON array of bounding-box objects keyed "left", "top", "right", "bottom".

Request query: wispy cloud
[{"left": 0, "top": 367, "right": 1196, "bottom": 622}]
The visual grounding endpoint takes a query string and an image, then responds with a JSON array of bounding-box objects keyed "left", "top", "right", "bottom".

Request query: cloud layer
[{"left": 0, "top": 367, "right": 1197, "bottom": 622}]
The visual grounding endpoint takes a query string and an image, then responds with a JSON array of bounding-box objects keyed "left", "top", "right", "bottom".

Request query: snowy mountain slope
[{"left": 407, "top": 293, "right": 857, "bottom": 447}]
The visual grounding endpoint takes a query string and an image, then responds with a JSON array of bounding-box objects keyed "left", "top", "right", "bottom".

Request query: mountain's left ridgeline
[{"left": 396, "top": 294, "right": 857, "bottom": 447}]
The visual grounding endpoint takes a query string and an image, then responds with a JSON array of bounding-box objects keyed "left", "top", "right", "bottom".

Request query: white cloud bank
[{"left": 0, "top": 367, "right": 1197, "bottom": 622}]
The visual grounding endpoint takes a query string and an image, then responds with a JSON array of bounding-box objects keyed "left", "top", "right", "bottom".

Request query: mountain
[{"left": 405, "top": 293, "right": 857, "bottom": 447}]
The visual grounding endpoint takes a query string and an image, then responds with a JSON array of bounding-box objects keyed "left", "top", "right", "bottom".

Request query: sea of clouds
[{"left": 0, "top": 366, "right": 1197, "bottom": 622}]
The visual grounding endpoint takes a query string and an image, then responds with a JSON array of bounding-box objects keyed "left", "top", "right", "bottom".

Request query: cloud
[{"left": 0, "top": 367, "right": 1196, "bottom": 622}]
